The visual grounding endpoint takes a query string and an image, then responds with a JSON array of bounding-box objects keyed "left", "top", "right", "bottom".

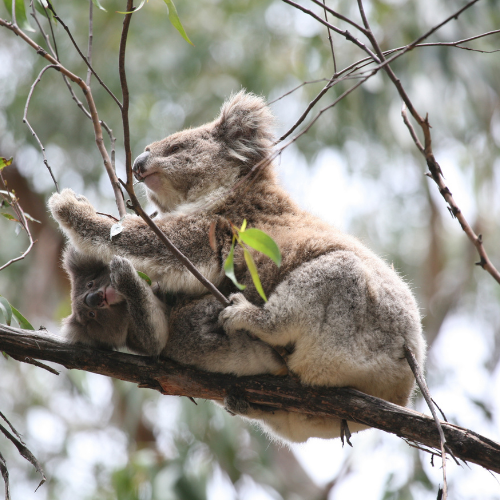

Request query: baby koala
[{"left": 62, "top": 246, "right": 286, "bottom": 377}]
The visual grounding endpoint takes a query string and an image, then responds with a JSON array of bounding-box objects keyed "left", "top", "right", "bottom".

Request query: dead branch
[
  {"left": 0, "top": 172, "right": 37, "bottom": 272},
  {"left": 0, "top": 324, "right": 499, "bottom": 475}
]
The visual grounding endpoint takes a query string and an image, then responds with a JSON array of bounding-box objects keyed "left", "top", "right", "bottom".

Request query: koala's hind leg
[
  {"left": 164, "top": 296, "right": 286, "bottom": 376},
  {"left": 224, "top": 395, "right": 368, "bottom": 443},
  {"left": 219, "top": 252, "right": 368, "bottom": 349},
  {"left": 109, "top": 256, "right": 168, "bottom": 356}
]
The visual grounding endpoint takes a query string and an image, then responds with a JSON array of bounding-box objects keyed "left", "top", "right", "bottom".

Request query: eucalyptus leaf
[
  {"left": 0, "top": 296, "right": 12, "bottom": 326},
  {"left": 137, "top": 271, "right": 152, "bottom": 286},
  {"left": 1, "top": 213, "right": 17, "bottom": 222},
  {"left": 110, "top": 222, "right": 123, "bottom": 240},
  {"left": 11, "top": 305, "right": 34, "bottom": 330},
  {"left": 243, "top": 248, "right": 267, "bottom": 302},
  {"left": 223, "top": 241, "right": 246, "bottom": 291},
  {"left": 163, "top": 0, "right": 194, "bottom": 46},
  {"left": 117, "top": 0, "right": 145, "bottom": 14},
  {"left": 2, "top": 0, "right": 34, "bottom": 31},
  {"left": 0, "top": 157, "right": 13, "bottom": 170},
  {"left": 238, "top": 228, "right": 282, "bottom": 267},
  {"left": 91, "top": 0, "right": 107, "bottom": 12}
]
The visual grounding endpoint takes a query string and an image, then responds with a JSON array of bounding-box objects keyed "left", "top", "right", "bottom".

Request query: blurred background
[{"left": 0, "top": 0, "right": 500, "bottom": 498}]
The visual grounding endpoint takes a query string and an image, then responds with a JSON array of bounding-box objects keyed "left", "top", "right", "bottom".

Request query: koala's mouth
[{"left": 103, "top": 286, "right": 122, "bottom": 306}]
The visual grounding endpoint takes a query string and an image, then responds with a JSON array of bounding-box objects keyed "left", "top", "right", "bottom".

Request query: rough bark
[{"left": 1, "top": 324, "right": 499, "bottom": 474}]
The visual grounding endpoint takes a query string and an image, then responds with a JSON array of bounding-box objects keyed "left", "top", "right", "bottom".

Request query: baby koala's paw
[
  {"left": 219, "top": 293, "right": 259, "bottom": 334},
  {"left": 48, "top": 188, "right": 96, "bottom": 225},
  {"left": 109, "top": 255, "right": 139, "bottom": 296}
]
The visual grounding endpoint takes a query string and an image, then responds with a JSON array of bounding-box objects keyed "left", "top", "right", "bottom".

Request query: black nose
[
  {"left": 133, "top": 151, "right": 150, "bottom": 178},
  {"left": 85, "top": 290, "right": 104, "bottom": 308}
]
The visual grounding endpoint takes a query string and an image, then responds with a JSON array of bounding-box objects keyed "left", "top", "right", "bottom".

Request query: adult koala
[{"left": 49, "top": 91, "right": 425, "bottom": 443}]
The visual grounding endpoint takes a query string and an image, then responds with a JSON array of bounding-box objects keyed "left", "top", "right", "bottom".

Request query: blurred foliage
[{"left": 0, "top": 0, "right": 500, "bottom": 499}]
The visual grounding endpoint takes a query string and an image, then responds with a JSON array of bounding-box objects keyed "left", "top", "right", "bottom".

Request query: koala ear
[
  {"left": 62, "top": 245, "right": 106, "bottom": 279},
  {"left": 213, "top": 90, "right": 275, "bottom": 163}
]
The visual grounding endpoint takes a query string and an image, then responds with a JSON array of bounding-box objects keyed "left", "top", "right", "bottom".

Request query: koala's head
[
  {"left": 61, "top": 247, "right": 129, "bottom": 349},
  {"left": 133, "top": 90, "right": 276, "bottom": 213}
]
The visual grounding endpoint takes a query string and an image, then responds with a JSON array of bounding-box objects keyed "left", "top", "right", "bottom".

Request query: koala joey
[
  {"left": 49, "top": 90, "right": 426, "bottom": 443},
  {"left": 62, "top": 246, "right": 286, "bottom": 377}
]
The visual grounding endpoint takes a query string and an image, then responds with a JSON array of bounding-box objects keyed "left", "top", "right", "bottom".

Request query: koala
[
  {"left": 62, "top": 246, "right": 286, "bottom": 377},
  {"left": 49, "top": 90, "right": 426, "bottom": 443}
]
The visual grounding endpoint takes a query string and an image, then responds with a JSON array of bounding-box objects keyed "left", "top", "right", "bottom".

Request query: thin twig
[
  {"left": 119, "top": 0, "right": 134, "bottom": 183},
  {"left": 115, "top": 1, "right": 230, "bottom": 306},
  {"left": 0, "top": 422, "right": 45, "bottom": 492},
  {"left": 321, "top": 0, "right": 337, "bottom": 73},
  {"left": 404, "top": 345, "right": 449, "bottom": 500},
  {"left": 23, "top": 65, "right": 60, "bottom": 191},
  {"left": 86, "top": 0, "right": 94, "bottom": 87},
  {"left": 0, "top": 18, "right": 127, "bottom": 217},
  {"left": 309, "top": 0, "right": 367, "bottom": 35},
  {"left": 45, "top": 1, "right": 123, "bottom": 110},
  {"left": 281, "top": 0, "right": 381, "bottom": 63},
  {"left": 0, "top": 173, "right": 37, "bottom": 272}
]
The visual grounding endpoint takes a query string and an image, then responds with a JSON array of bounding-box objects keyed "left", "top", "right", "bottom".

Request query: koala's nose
[
  {"left": 133, "top": 151, "right": 150, "bottom": 178},
  {"left": 85, "top": 290, "right": 104, "bottom": 308}
]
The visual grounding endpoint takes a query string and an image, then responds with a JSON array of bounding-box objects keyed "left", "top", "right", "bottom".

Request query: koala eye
[
  {"left": 86, "top": 281, "right": 94, "bottom": 289},
  {"left": 168, "top": 145, "right": 181, "bottom": 155},
  {"left": 88, "top": 311, "right": 96, "bottom": 319}
]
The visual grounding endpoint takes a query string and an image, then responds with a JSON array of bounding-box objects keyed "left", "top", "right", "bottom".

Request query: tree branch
[
  {"left": 0, "top": 17, "right": 127, "bottom": 218},
  {"left": 1, "top": 324, "right": 499, "bottom": 475}
]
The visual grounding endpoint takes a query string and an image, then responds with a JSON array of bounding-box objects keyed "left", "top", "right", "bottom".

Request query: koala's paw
[
  {"left": 109, "top": 256, "right": 139, "bottom": 295},
  {"left": 48, "top": 188, "right": 96, "bottom": 225},
  {"left": 219, "top": 293, "right": 258, "bottom": 334},
  {"left": 224, "top": 394, "right": 251, "bottom": 416}
]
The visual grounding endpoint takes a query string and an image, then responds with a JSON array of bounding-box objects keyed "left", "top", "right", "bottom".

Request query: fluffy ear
[
  {"left": 213, "top": 90, "right": 275, "bottom": 163},
  {"left": 62, "top": 245, "right": 106, "bottom": 279}
]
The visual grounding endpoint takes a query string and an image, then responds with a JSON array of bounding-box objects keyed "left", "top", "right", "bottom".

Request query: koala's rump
[{"left": 267, "top": 250, "right": 422, "bottom": 406}]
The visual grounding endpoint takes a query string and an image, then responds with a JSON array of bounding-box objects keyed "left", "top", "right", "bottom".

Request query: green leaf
[
  {"left": 238, "top": 228, "right": 282, "bottom": 267},
  {"left": 163, "top": 0, "right": 194, "bottom": 46},
  {"left": 0, "top": 296, "right": 13, "bottom": 326},
  {"left": 0, "top": 157, "right": 13, "bottom": 170},
  {"left": 240, "top": 219, "right": 247, "bottom": 232},
  {"left": 243, "top": 249, "right": 267, "bottom": 302},
  {"left": 1, "top": 213, "right": 18, "bottom": 222},
  {"left": 223, "top": 241, "right": 246, "bottom": 291},
  {"left": 2, "top": 0, "right": 34, "bottom": 31},
  {"left": 91, "top": 0, "right": 107, "bottom": 12},
  {"left": 137, "top": 271, "right": 152, "bottom": 286},
  {"left": 11, "top": 305, "right": 34, "bottom": 330}
]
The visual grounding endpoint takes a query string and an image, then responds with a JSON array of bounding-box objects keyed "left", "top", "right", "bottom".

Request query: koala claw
[
  {"left": 48, "top": 188, "right": 96, "bottom": 223},
  {"left": 109, "top": 256, "right": 137, "bottom": 293},
  {"left": 219, "top": 293, "right": 257, "bottom": 333}
]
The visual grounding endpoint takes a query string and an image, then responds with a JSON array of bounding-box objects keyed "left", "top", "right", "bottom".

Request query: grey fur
[
  {"left": 61, "top": 248, "right": 286, "bottom": 376},
  {"left": 50, "top": 91, "right": 426, "bottom": 443}
]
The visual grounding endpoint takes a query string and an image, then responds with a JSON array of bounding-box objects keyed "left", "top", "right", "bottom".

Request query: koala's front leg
[
  {"left": 49, "top": 189, "right": 118, "bottom": 262},
  {"left": 219, "top": 293, "right": 289, "bottom": 346},
  {"left": 109, "top": 256, "right": 168, "bottom": 356}
]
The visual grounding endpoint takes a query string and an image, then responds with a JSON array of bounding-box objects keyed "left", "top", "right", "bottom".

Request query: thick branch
[{"left": 1, "top": 324, "right": 499, "bottom": 474}]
